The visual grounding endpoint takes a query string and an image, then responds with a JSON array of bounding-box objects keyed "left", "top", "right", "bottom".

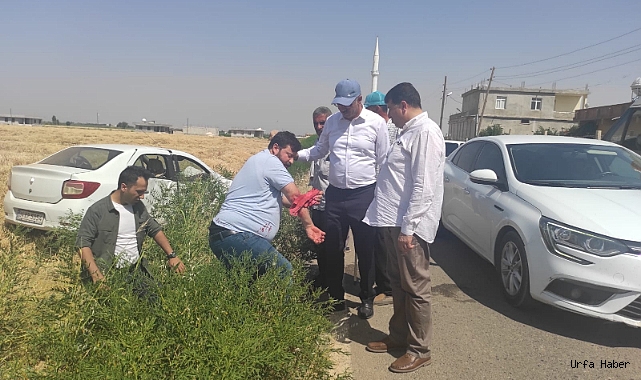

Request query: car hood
[{"left": 514, "top": 184, "right": 641, "bottom": 241}]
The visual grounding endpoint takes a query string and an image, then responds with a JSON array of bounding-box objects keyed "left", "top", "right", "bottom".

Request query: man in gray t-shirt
[{"left": 209, "top": 131, "right": 325, "bottom": 275}]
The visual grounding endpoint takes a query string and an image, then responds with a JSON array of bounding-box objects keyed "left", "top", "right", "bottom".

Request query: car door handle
[
  {"left": 494, "top": 205, "right": 504, "bottom": 212},
  {"left": 463, "top": 187, "right": 470, "bottom": 194}
]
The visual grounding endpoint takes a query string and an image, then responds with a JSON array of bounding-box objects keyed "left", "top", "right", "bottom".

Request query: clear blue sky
[{"left": 2, "top": 0, "right": 640, "bottom": 135}]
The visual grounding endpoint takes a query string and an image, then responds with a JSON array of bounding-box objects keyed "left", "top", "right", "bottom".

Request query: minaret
[{"left": 371, "top": 37, "right": 379, "bottom": 93}]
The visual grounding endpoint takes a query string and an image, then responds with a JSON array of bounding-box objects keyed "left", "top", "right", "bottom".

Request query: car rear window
[{"left": 40, "top": 147, "right": 123, "bottom": 170}]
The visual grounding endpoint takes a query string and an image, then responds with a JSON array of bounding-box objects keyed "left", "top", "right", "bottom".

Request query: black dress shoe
[{"left": 357, "top": 300, "right": 374, "bottom": 319}]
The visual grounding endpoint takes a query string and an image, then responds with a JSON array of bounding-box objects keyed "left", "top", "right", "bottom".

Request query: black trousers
[
  {"left": 311, "top": 208, "right": 328, "bottom": 287},
  {"left": 323, "top": 183, "right": 377, "bottom": 302},
  {"left": 374, "top": 228, "right": 392, "bottom": 295}
]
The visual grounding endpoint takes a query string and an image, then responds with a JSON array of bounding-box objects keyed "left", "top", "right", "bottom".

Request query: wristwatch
[{"left": 166, "top": 252, "right": 178, "bottom": 260}]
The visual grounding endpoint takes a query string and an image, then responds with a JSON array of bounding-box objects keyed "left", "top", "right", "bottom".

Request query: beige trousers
[{"left": 379, "top": 227, "right": 432, "bottom": 358}]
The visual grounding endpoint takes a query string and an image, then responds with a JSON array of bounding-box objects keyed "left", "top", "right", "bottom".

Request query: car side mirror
[{"left": 470, "top": 169, "right": 508, "bottom": 191}]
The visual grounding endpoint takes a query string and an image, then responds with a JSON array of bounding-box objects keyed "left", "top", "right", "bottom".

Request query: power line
[
  {"left": 448, "top": 69, "right": 491, "bottom": 85},
  {"left": 529, "top": 57, "right": 641, "bottom": 87},
  {"left": 496, "top": 26, "right": 641, "bottom": 69},
  {"left": 496, "top": 44, "right": 641, "bottom": 80}
]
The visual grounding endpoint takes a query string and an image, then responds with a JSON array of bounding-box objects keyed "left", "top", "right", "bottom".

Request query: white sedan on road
[
  {"left": 441, "top": 135, "right": 641, "bottom": 327},
  {"left": 4, "top": 144, "right": 230, "bottom": 230}
]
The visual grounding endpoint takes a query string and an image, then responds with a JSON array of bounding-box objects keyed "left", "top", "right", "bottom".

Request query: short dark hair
[
  {"left": 268, "top": 131, "right": 302, "bottom": 152},
  {"left": 385, "top": 82, "right": 422, "bottom": 109},
  {"left": 118, "top": 166, "right": 151, "bottom": 188},
  {"left": 312, "top": 106, "right": 332, "bottom": 119}
]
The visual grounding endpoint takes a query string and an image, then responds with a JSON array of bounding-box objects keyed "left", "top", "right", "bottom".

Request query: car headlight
[{"left": 539, "top": 217, "right": 634, "bottom": 264}]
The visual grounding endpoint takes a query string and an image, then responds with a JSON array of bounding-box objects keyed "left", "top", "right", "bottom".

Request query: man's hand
[
  {"left": 312, "top": 191, "right": 323, "bottom": 205},
  {"left": 397, "top": 233, "right": 416, "bottom": 254},
  {"left": 306, "top": 225, "right": 326, "bottom": 244},
  {"left": 168, "top": 257, "right": 186, "bottom": 273},
  {"left": 91, "top": 268, "right": 105, "bottom": 284}
]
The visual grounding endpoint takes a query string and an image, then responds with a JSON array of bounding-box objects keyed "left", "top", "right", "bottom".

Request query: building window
[
  {"left": 495, "top": 96, "right": 506, "bottom": 110},
  {"left": 521, "top": 119, "right": 530, "bottom": 124},
  {"left": 531, "top": 97, "right": 542, "bottom": 110}
]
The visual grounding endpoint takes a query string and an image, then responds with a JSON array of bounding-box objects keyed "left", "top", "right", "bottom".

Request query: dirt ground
[{"left": 330, "top": 230, "right": 641, "bottom": 380}]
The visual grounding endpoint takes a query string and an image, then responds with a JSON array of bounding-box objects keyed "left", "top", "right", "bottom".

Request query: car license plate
[{"left": 15, "top": 209, "right": 45, "bottom": 225}]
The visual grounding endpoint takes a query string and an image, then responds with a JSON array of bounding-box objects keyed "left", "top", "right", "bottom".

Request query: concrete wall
[
  {"left": 0, "top": 116, "right": 43, "bottom": 125},
  {"left": 184, "top": 126, "right": 219, "bottom": 136},
  {"left": 555, "top": 95, "right": 583, "bottom": 113},
  {"left": 229, "top": 130, "right": 265, "bottom": 138}
]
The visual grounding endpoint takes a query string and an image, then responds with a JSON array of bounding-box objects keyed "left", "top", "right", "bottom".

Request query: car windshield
[
  {"left": 40, "top": 147, "right": 123, "bottom": 170},
  {"left": 508, "top": 143, "right": 641, "bottom": 189},
  {"left": 445, "top": 142, "right": 461, "bottom": 157}
]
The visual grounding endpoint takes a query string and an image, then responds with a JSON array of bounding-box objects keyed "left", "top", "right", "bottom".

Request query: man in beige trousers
[{"left": 362, "top": 82, "right": 445, "bottom": 373}]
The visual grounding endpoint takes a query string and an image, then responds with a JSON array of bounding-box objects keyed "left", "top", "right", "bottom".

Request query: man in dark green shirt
[{"left": 76, "top": 166, "right": 185, "bottom": 284}]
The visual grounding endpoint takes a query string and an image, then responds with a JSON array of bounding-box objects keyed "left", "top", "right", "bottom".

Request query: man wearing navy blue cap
[{"left": 297, "top": 79, "right": 389, "bottom": 319}]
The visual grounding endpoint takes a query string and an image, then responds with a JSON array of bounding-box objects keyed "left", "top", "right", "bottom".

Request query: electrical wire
[
  {"left": 496, "top": 27, "right": 641, "bottom": 69},
  {"left": 496, "top": 44, "right": 641, "bottom": 79},
  {"left": 448, "top": 69, "right": 492, "bottom": 86},
  {"left": 529, "top": 57, "right": 641, "bottom": 87}
]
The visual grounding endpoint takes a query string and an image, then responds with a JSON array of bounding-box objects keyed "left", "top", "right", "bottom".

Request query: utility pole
[
  {"left": 97, "top": 112, "right": 99, "bottom": 124},
  {"left": 477, "top": 67, "right": 495, "bottom": 136},
  {"left": 439, "top": 75, "right": 447, "bottom": 130}
]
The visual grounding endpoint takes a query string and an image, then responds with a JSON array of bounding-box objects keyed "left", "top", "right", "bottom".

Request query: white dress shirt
[
  {"left": 363, "top": 112, "right": 445, "bottom": 243},
  {"left": 297, "top": 108, "right": 389, "bottom": 189},
  {"left": 387, "top": 118, "right": 398, "bottom": 146}
]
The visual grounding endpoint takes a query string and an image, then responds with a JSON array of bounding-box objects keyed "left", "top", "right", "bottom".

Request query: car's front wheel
[{"left": 497, "top": 231, "right": 533, "bottom": 307}]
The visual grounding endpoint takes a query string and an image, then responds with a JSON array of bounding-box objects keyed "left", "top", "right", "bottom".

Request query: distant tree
[
  {"left": 65, "top": 121, "right": 71, "bottom": 126},
  {"left": 51, "top": 115, "right": 58, "bottom": 125},
  {"left": 533, "top": 126, "right": 558, "bottom": 135},
  {"left": 478, "top": 124, "right": 503, "bottom": 136},
  {"left": 116, "top": 122, "right": 129, "bottom": 129}
]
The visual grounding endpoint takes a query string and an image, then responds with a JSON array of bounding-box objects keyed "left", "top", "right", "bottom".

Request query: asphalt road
[{"left": 332, "top": 228, "right": 641, "bottom": 380}]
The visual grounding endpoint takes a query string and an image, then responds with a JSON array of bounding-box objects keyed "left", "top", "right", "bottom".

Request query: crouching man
[
  {"left": 76, "top": 166, "right": 185, "bottom": 296},
  {"left": 209, "top": 131, "right": 325, "bottom": 275}
]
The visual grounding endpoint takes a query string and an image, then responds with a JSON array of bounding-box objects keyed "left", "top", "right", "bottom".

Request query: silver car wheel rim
[{"left": 501, "top": 241, "right": 522, "bottom": 296}]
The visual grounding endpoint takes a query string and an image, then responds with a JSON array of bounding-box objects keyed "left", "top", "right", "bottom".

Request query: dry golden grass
[{"left": 0, "top": 124, "right": 267, "bottom": 193}]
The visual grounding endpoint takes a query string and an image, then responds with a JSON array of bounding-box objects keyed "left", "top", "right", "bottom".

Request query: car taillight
[
  {"left": 7, "top": 174, "right": 10, "bottom": 191},
  {"left": 61, "top": 180, "right": 100, "bottom": 199}
]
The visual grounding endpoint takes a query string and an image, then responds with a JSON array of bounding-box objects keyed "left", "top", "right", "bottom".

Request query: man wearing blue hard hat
[
  {"left": 296, "top": 79, "right": 389, "bottom": 319},
  {"left": 365, "top": 91, "right": 399, "bottom": 146},
  {"left": 363, "top": 90, "right": 397, "bottom": 306}
]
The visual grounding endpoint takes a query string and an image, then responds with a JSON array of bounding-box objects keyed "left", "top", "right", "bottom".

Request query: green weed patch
[{"left": 0, "top": 176, "right": 349, "bottom": 379}]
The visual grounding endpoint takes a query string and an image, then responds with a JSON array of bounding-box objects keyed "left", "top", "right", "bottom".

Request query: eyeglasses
[{"left": 313, "top": 121, "right": 326, "bottom": 127}]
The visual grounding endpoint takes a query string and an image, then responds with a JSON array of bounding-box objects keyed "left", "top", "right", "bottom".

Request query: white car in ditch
[
  {"left": 441, "top": 135, "right": 641, "bottom": 327},
  {"left": 4, "top": 144, "right": 230, "bottom": 230}
]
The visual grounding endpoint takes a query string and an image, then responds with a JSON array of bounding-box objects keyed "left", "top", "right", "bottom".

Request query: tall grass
[{"left": 0, "top": 176, "right": 349, "bottom": 379}]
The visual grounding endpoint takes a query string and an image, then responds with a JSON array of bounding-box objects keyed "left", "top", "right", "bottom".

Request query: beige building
[{"left": 448, "top": 86, "right": 588, "bottom": 140}]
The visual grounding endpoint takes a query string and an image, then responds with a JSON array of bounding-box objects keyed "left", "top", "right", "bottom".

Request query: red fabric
[{"left": 289, "top": 188, "right": 321, "bottom": 217}]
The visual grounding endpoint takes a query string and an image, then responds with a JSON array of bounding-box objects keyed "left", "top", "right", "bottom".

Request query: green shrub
[
  {"left": 478, "top": 124, "right": 503, "bottom": 136},
  {"left": 8, "top": 176, "right": 346, "bottom": 379}
]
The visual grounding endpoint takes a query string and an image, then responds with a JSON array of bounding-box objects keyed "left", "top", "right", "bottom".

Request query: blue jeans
[{"left": 209, "top": 231, "right": 293, "bottom": 276}]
